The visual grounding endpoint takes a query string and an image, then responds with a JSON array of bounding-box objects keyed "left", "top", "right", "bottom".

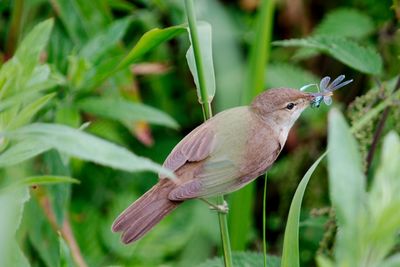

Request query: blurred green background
[{"left": 0, "top": 0, "right": 399, "bottom": 266}]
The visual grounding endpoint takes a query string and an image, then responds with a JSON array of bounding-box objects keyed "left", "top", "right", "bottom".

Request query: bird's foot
[
  {"left": 201, "top": 199, "right": 229, "bottom": 214},
  {"left": 210, "top": 200, "right": 229, "bottom": 214}
]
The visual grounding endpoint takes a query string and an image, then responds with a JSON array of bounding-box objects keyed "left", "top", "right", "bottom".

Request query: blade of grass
[
  {"left": 230, "top": 0, "right": 276, "bottom": 251},
  {"left": 184, "top": 1, "right": 232, "bottom": 266},
  {"left": 281, "top": 152, "right": 326, "bottom": 267}
]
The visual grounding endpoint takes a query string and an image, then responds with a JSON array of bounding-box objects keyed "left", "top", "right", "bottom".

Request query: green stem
[
  {"left": 229, "top": 0, "right": 275, "bottom": 251},
  {"left": 185, "top": 0, "right": 212, "bottom": 119},
  {"left": 6, "top": 0, "right": 24, "bottom": 58},
  {"left": 263, "top": 174, "right": 268, "bottom": 267},
  {"left": 184, "top": 1, "right": 233, "bottom": 266},
  {"left": 243, "top": 0, "right": 275, "bottom": 103}
]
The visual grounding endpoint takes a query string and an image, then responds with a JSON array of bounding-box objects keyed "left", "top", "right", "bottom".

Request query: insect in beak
[{"left": 300, "top": 75, "right": 353, "bottom": 108}]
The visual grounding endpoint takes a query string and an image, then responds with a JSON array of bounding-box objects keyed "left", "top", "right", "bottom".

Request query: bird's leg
[{"left": 200, "top": 198, "right": 229, "bottom": 214}]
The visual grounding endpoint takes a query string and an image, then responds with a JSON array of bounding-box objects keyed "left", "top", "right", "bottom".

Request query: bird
[{"left": 112, "top": 88, "right": 324, "bottom": 244}]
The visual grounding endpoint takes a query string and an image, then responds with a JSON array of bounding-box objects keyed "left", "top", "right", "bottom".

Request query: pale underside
[{"left": 160, "top": 106, "right": 281, "bottom": 200}]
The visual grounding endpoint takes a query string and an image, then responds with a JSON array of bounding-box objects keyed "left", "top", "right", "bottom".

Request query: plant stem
[
  {"left": 184, "top": 1, "right": 232, "bottom": 266},
  {"left": 5, "top": 0, "right": 24, "bottom": 58},
  {"left": 185, "top": 0, "right": 212, "bottom": 119},
  {"left": 229, "top": 0, "right": 275, "bottom": 251},
  {"left": 243, "top": 0, "right": 275, "bottom": 103},
  {"left": 365, "top": 76, "right": 400, "bottom": 173},
  {"left": 263, "top": 174, "right": 268, "bottom": 267},
  {"left": 36, "top": 190, "right": 88, "bottom": 267}
]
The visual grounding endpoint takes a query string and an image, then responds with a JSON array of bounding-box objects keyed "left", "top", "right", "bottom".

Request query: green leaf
[
  {"left": 0, "top": 19, "right": 55, "bottom": 101},
  {"left": 314, "top": 8, "right": 374, "bottom": 39},
  {"left": 281, "top": 153, "right": 326, "bottom": 267},
  {"left": 316, "top": 255, "right": 334, "bottom": 267},
  {"left": 0, "top": 188, "right": 30, "bottom": 267},
  {"left": 0, "top": 139, "right": 52, "bottom": 167},
  {"left": 266, "top": 63, "right": 319, "bottom": 89},
  {"left": 273, "top": 36, "right": 382, "bottom": 75},
  {"left": 7, "top": 123, "right": 173, "bottom": 177},
  {"left": 117, "top": 25, "right": 186, "bottom": 72},
  {"left": 381, "top": 254, "right": 400, "bottom": 267},
  {"left": 14, "top": 19, "right": 54, "bottom": 70},
  {"left": 186, "top": 22, "right": 216, "bottom": 104},
  {"left": 195, "top": 0, "right": 245, "bottom": 111},
  {"left": 196, "top": 252, "right": 280, "bottom": 267},
  {"left": 59, "top": 234, "right": 74, "bottom": 267},
  {"left": 6, "top": 241, "right": 30, "bottom": 267},
  {"left": 25, "top": 198, "right": 60, "bottom": 267},
  {"left": 77, "top": 97, "right": 179, "bottom": 129},
  {"left": 3, "top": 176, "right": 79, "bottom": 191},
  {"left": 365, "top": 132, "right": 400, "bottom": 261},
  {"left": 7, "top": 93, "right": 55, "bottom": 130},
  {"left": 327, "top": 109, "right": 366, "bottom": 265},
  {"left": 80, "top": 17, "right": 131, "bottom": 61}
]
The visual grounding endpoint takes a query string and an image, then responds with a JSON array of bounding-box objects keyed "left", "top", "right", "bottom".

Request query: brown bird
[{"left": 112, "top": 88, "right": 322, "bottom": 244}]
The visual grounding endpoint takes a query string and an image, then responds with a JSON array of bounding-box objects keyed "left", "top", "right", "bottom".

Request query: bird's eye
[{"left": 286, "top": 103, "right": 295, "bottom": 110}]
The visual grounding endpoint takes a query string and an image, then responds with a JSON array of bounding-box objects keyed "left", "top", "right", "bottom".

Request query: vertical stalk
[
  {"left": 185, "top": 0, "right": 212, "bottom": 119},
  {"left": 263, "top": 175, "right": 268, "bottom": 267},
  {"left": 5, "top": 0, "right": 24, "bottom": 58},
  {"left": 230, "top": 0, "right": 275, "bottom": 251},
  {"left": 184, "top": 1, "right": 233, "bottom": 266}
]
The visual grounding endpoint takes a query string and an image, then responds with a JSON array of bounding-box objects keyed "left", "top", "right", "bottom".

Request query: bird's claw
[{"left": 209, "top": 200, "right": 229, "bottom": 214}]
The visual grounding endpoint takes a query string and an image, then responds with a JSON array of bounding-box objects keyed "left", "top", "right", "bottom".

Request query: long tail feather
[{"left": 111, "top": 179, "right": 181, "bottom": 244}]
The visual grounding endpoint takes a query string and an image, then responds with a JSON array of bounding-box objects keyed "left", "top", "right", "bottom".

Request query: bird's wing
[
  {"left": 168, "top": 158, "right": 240, "bottom": 200},
  {"left": 168, "top": 120, "right": 282, "bottom": 200},
  {"left": 159, "top": 123, "right": 217, "bottom": 179}
]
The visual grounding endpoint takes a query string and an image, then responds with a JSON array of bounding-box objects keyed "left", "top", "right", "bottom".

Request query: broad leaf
[
  {"left": 0, "top": 139, "right": 52, "bottom": 167},
  {"left": 77, "top": 97, "right": 179, "bottom": 129},
  {"left": 327, "top": 109, "right": 366, "bottom": 264},
  {"left": 281, "top": 153, "right": 326, "bottom": 267},
  {"left": 0, "top": 188, "right": 30, "bottom": 267},
  {"left": 314, "top": 8, "right": 374, "bottom": 39},
  {"left": 6, "top": 123, "right": 173, "bottom": 177},
  {"left": 273, "top": 36, "right": 382, "bottom": 75}
]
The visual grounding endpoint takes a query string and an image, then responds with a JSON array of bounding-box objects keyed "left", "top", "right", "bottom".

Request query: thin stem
[
  {"left": 5, "top": 0, "right": 24, "bottom": 58},
  {"left": 185, "top": 0, "right": 212, "bottom": 119},
  {"left": 36, "top": 190, "right": 88, "bottom": 267},
  {"left": 262, "top": 174, "right": 268, "bottom": 267},
  {"left": 184, "top": 1, "right": 232, "bottom": 266}
]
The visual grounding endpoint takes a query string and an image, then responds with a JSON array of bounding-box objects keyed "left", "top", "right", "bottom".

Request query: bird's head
[{"left": 251, "top": 88, "right": 330, "bottom": 128}]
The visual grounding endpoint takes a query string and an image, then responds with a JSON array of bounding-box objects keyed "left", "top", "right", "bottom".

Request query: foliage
[
  {"left": 0, "top": 0, "right": 399, "bottom": 266},
  {"left": 317, "top": 110, "right": 400, "bottom": 267},
  {"left": 197, "top": 252, "right": 280, "bottom": 267},
  {"left": 273, "top": 36, "right": 383, "bottom": 75}
]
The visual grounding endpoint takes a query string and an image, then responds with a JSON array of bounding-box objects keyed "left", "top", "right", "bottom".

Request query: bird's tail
[{"left": 111, "top": 179, "right": 181, "bottom": 244}]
